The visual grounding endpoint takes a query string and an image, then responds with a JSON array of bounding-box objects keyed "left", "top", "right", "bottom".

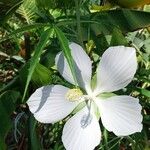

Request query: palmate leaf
[
  {"left": 16, "top": 0, "right": 37, "bottom": 24},
  {"left": 2, "top": 9, "right": 150, "bottom": 43}
]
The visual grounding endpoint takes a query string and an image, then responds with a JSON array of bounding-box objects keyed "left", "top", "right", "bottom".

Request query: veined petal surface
[
  {"left": 55, "top": 42, "right": 92, "bottom": 94},
  {"left": 27, "top": 85, "right": 78, "bottom": 123},
  {"left": 62, "top": 107, "right": 101, "bottom": 150},
  {"left": 94, "top": 46, "right": 137, "bottom": 94},
  {"left": 95, "top": 96, "right": 143, "bottom": 136}
]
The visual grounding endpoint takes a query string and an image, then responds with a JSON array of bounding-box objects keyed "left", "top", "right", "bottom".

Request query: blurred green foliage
[{"left": 0, "top": 0, "right": 150, "bottom": 149}]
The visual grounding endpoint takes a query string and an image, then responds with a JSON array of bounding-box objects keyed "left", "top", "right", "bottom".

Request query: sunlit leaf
[
  {"left": 54, "top": 26, "right": 77, "bottom": 85},
  {"left": 22, "top": 28, "right": 52, "bottom": 102},
  {"left": 32, "top": 63, "right": 52, "bottom": 87}
]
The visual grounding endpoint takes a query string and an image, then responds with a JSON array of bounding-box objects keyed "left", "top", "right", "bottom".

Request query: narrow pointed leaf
[
  {"left": 54, "top": 26, "right": 77, "bottom": 85},
  {"left": 0, "top": 23, "right": 51, "bottom": 42},
  {"left": 22, "top": 28, "right": 52, "bottom": 102}
]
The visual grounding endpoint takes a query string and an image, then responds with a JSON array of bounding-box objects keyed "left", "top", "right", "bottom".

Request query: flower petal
[
  {"left": 55, "top": 42, "right": 92, "bottom": 94},
  {"left": 95, "top": 96, "right": 143, "bottom": 136},
  {"left": 94, "top": 46, "right": 137, "bottom": 94},
  {"left": 62, "top": 107, "right": 101, "bottom": 150},
  {"left": 27, "top": 85, "right": 78, "bottom": 123}
]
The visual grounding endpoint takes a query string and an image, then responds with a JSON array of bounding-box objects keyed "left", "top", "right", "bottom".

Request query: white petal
[
  {"left": 55, "top": 42, "right": 92, "bottom": 94},
  {"left": 94, "top": 46, "right": 137, "bottom": 94},
  {"left": 95, "top": 96, "right": 143, "bottom": 136},
  {"left": 62, "top": 107, "right": 101, "bottom": 150},
  {"left": 27, "top": 85, "right": 78, "bottom": 123}
]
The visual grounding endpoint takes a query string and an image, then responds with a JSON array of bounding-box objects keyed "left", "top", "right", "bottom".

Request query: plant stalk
[{"left": 74, "top": 0, "right": 84, "bottom": 48}]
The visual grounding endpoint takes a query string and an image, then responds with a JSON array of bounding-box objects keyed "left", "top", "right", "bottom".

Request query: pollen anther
[{"left": 66, "top": 88, "right": 83, "bottom": 102}]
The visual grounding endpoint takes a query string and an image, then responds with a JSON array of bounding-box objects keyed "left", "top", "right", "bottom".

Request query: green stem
[
  {"left": 109, "top": 138, "right": 122, "bottom": 150},
  {"left": 74, "top": 0, "right": 84, "bottom": 47},
  {"left": 99, "top": 137, "right": 122, "bottom": 150},
  {"left": 103, "top": 129, "right": 108, "bottom": 150},
  {"left": 24, "top": 32, "right": 31, "bottom": 61}
]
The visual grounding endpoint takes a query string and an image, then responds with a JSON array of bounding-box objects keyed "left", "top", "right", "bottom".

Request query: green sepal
[
  {"left": 71, "top": 101, "right": 86, "bottom": 115},
  {"left": 97, "top": 92, "right": 117, "bottom": 99}
]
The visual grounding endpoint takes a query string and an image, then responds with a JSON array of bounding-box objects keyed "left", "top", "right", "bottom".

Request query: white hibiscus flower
[{"left": 27, "top": 43, "right": 143, "bottom": 150}]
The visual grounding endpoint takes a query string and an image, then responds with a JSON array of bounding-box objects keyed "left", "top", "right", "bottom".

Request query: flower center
[
  {"left": 82, "top": 95, "right": 93, "bottom": 101},
  {"left": 65, "top": 88, "right": 83, "bottom": 102}
]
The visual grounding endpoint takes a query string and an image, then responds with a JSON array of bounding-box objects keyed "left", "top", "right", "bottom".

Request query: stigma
[{"left": 65, "top": 88, "right": 83, "bottom": 102}]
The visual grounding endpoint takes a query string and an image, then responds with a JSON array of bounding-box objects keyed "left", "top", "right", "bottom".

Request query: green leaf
[
  {"left": 36, "top": 0, "right": 54, "bottom": 9},
  {"left": 140, "top": 89, "right": 150, "bottom": 98},
  {"left": 88, "top": 9, "right": 150, "bottom": 34},
  {"left": 40, "top": 46, "right": 59, "bottom": 68},
  {"left": 19, "top": 62, "right": 52, "bottom": 92},
  {"left": 0, "top": 76, "right": 20, "bottom": 93},
  {"left": 32, "top": 63, "right": 52, "bottom": 87},
  {"left": 54, "top": 26, "right": 77, "bottom": 85},
  {"left": 94, "top": 33, "right": 109, "bottom": 55},
  {"left": 22, "top": 28, "right": 52, "bottom": 102},
  {"left": 27, "top": 114, "right": 41, "bottom": 150},
  {"left": 110, "top": 28, "right": 128, "bottom": 46},
  {"left": 16, "top": 0, "right": 37, "bottom": 24},
  {"left": 0, "top": 23, "right": 51, "bottom": 42},
  {"left": 0, "top": 91, "right": 20, "bottom": 147},
  {"left": 0, "top": 137, "right": 6, "bottom": 150},
  {"left": 0, "top": 0, "right": 22, "bottom": 24},
  {"left": 136, "top": 88, "right": 150, "bottom": 98}
]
